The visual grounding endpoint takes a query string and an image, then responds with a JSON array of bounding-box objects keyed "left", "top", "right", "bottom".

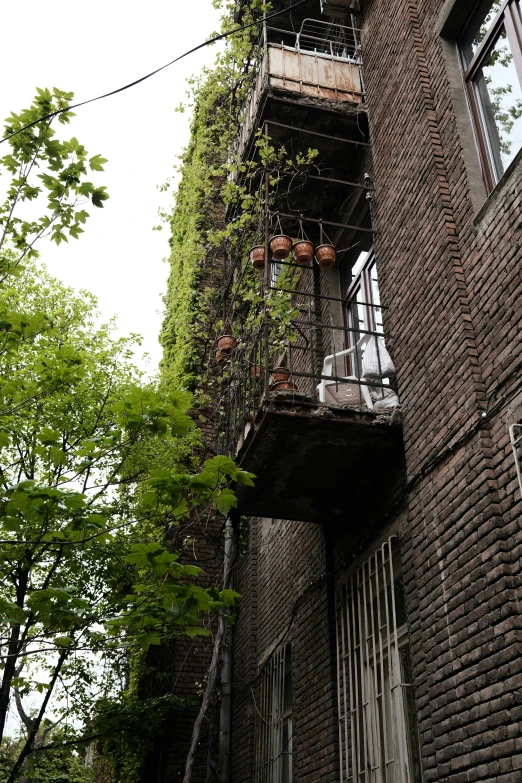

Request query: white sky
[{"left": 0, "top": 0, "right": 222, "bottom": 374}]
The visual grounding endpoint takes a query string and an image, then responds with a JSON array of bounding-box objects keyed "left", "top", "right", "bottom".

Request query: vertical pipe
[
  {"left": 218, "top": 519, "right": 235, "bottom": 783},
  {"left": 264, "top": 124, "right": 271, "bottom": 399}
]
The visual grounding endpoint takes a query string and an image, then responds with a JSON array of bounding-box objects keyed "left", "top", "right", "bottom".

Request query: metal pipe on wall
[{"left": 218, "top": 518, "right": 236, "bottom": 783}]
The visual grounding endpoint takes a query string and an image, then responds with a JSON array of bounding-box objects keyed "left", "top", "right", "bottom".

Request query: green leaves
[
  {"left": 0, "top": 88, "right": 110, "bottom": 279},
  {"left": 89, "top": 154, "right": 108, "bottom": 172},
  {"left": 91, "top": 186, "right": 109, "bottom": 208},
  {"left": 214, "top": 488, "right": 237, "bottom": 515}
]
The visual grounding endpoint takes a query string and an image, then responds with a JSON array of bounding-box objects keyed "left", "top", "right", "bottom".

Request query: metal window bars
[
  {"left": 335, "top": 538, "right": 416, "bottom": 783},
  {"left": 254, "top": 643, "right": 293, "bottom": 783},
  {"left": 509, "top": 423, "right": 522, "bottom": 499}
]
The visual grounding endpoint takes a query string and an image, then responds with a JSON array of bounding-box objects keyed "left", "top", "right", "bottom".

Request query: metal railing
[
  {"left": 269, "top": 18, "right": 362, "bottom": 62},
  {"left": 217, "top": 281, "right": 397, "bottom": 458}
]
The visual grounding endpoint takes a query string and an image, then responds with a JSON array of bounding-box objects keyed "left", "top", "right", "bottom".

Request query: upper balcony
[
  {"left": 236, "top": 18, "right": 365, "bottom": 162},
  {"left": 216, "top": 266, "right": 404, "bottom": 526}
]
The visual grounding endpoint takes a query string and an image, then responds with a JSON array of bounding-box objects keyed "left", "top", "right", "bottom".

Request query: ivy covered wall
[{"left": 160, "top": 0, "right": 266, "bottom": 393}]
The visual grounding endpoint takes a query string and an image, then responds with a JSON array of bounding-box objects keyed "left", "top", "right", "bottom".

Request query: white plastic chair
[{"left": 317, "top": 334, "right": 373, "bottom": 408}]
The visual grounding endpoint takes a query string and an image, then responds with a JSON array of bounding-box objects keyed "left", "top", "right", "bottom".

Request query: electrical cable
[{"left": 0, "top": 0, "right": 308, "bottom": 146}]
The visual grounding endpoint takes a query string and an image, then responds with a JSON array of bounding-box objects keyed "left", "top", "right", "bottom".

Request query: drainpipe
[{"left": 218, "top": 517, "right": 235, "bottom": 783}]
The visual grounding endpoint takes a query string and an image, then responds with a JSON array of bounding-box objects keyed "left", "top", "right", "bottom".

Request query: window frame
[
  {"left": 341, "top": 248, "right": 384, "bottom": 379},
  {"left": 459, "top": 0, "right": 522, "bottom": 192}
]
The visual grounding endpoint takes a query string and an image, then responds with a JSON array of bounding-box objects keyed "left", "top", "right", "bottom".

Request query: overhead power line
[{"left": 0, "top": 0, "right": 308, "bottom": 145}]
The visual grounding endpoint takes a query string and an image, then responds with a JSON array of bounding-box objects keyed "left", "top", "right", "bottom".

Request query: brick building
[{"left": 157, "top": 0, "right": 522, "bottom": 781}]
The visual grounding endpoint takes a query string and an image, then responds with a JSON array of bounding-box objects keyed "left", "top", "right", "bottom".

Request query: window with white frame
[
  {"left": 255, "top": 643, "right": 293, "bottom": 783},
  {"left": 336, "top": 537, "right": 422, "bottom": 783},
  {"left": 509, "top": 423, "right": 522, "bottom": 498}
]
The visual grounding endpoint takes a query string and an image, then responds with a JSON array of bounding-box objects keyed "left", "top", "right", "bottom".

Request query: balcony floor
[{"left": 234, "top": 391, "right": 405, "bottom": 525}]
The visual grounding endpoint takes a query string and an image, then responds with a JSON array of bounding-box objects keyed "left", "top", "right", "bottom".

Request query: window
[
  {"left": 340, "top": 248, "right": 386, "bottom": 380},
  {"left": 336, "top": 538, "right": 422, "bottom": 783},
  {"left": 255, "top": 643, "right": 293, "bottom": 783},
  {"left": 459, "top": 0, "right": 522, "bottom": 192},
  {"left": 509, "top": 422, "right": 522, "bottom": 498}
]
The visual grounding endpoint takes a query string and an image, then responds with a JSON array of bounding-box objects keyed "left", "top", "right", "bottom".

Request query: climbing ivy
[{"left": 159, "top": 0, "right": 276, "bottom": 390}]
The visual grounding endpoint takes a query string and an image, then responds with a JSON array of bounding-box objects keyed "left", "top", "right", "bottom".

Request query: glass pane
[
  {"left": 367, "top": 261, "right": 383, "bottom": 333},
  {"left": 352, "top": 250, "right": 369, "bottom": 278},
  {"left": 473, "top": 27, "right": 522, "bottom": 180},
  {"left": 460, "top": 0, "right": 503, "bottom": 68}
]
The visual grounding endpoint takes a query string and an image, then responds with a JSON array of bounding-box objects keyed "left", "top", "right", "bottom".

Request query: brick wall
[
  {"left": 230, "top": 517, "right": 339, "bottom": 783},
  {"left": 361, "top": 0, "right": 522, "bottom": 780}
]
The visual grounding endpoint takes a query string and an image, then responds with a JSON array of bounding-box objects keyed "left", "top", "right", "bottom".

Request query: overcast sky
[{"left": 0, "top": 0, "right": 222, "bottom": 374}]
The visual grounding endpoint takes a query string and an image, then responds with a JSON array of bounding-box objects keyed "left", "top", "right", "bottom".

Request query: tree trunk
[
  {"left": 7, "top": 648, "right": 68, "bottom": 783},
  {"left": 0, "top": 568, "right": 28, "bottom": 743}
]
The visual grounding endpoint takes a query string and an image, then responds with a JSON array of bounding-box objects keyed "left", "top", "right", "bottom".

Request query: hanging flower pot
[
  {"left": 315, "top": 244, "right": 337, "bottom": 269},
  {"left": 249, "top": 363, "right": 265, "bottom": 381},
  {"left": 216, "top": 348, "right": 229, "bottom": 364},
  {"left": 249, "top": 245, "right": 265, "bottom": 270},
  {"left": 217, "top": 335, "right": 237, "bottom": 354},
  {"left": 269, "top": 234, "right": 292, "bottom": 260},
  {"left": 292, "top": 239, "right": 314, "bottom": 265},
  {"left": 272, "top": 379, "right": 298, "bottom": 392},
  {"left": 272, "top": 367, "right": 291, "bottom": 383}
]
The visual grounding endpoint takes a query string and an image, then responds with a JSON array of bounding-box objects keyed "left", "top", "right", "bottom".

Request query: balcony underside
[{"left": 234, "top": 392, "right": 405, "bottom": 525}]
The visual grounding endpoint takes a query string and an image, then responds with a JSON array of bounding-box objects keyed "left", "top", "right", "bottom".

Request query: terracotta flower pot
[
  {"left": 292, "top": 240, "right": 314, "bottom": 265},
  {"left": 269, "top": 234, "right": 292, "bottom": 260},
  {"left": 271, "top": 380, "right": 298, "bottom": 392},
  {"left": 249, "top": 245, "right": 265, "bottom": 270},
  {"left": 272, "top": 367, "right": 291, "bottom": 383},
  {"left": 249, "top": 363, "right": 265, "bottom": 381},
  {"left": 216, "top": 349, "right": 229, "bottom": 364},
  {"left": 315, "top": 244, "right": 337, "bottom": 269},
  {"left": 217, "top": 335, "right": 237, "bottom": 354}
]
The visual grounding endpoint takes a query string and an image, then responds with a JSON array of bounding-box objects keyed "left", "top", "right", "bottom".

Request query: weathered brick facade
[
  {"left": 226, "top": 0, "right": 522, "bottom": 781},
  {"left": 159, "top": 0, "right": 522, "bottom": 780}
]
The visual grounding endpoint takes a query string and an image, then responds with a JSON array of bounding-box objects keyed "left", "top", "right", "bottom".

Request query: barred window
[
  {"left": 255, "top": 643, "right": 293, "bottom": 783},
  {"left": 336, "top": 537, "right": 422, "bottom": 783}
]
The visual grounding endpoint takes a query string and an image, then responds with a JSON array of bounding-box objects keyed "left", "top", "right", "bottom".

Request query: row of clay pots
[
  {"left": 217, "top": 351, "right": 298, "bottom": 392},
  {"left": 250, "top": 235, "right": 336, "bottom": 270}
]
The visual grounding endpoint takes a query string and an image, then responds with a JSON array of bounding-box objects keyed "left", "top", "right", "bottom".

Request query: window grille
[
  {"left": 336, "top": 537, "right": 422, "bottom": 783},
  {"left": 510, "top": 424, "right": 522, "bottom": 498},
  {"left": 254, "top": 643, "right": 293, "bottom": 783}
]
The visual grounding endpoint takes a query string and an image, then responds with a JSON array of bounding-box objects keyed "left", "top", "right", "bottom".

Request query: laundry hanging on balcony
[{"left": 361, "top": 336, "right": 395, "bottom": 381}]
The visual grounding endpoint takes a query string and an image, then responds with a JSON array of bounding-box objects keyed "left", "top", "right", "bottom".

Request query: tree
[
  {"left": 0, "top": 265, "right": 249, "bottom": 782},
  {"left": 0, "top": 87, "right": 109, "bottom": 281},
  {"left": 0, "top": 725, "right": 94, "bottom": 782},
  {"left": 0, "top": 92, "right": 251, "bottom": 782}
]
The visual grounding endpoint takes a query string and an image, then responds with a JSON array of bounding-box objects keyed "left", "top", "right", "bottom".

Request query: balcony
[
  {"left": 236, "top": 18, "right": 364, "bottom": 161},
  {"left": 217, "top": 277, "right": 404, "bottom": 525}
]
